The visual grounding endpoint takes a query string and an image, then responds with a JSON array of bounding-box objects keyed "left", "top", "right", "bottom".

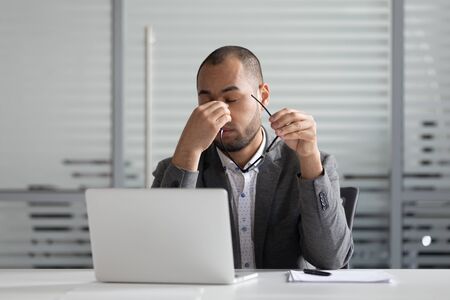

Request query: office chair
[
  {"left": 340, "top": 186, "right": 359, "bottom": 231},
  {"left": 340, "top": 186, "right": 359, "bottom": 269}
]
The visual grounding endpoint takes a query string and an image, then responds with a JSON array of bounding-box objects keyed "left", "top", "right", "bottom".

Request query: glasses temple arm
[{"left": 251, "top": 94, "right": 272, "bottom": 117}]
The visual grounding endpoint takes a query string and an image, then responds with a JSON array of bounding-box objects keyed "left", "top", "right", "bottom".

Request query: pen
[{"left": 303, "top": 269, "right": 331, "bottom": 276}]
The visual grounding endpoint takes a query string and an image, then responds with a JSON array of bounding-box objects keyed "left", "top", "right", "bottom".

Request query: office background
[{"left": 0, "top": 0, "right": 449, "bottom": 269}]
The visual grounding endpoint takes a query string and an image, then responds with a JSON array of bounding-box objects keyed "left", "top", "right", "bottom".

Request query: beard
[{"left": 214, "top": 113, "right": 261, "bottom": 153}]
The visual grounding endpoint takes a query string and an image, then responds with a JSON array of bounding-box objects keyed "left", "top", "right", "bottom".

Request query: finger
[
  {"left": 196, "top": 101, "right": 220, "bottom": 113},
  {"left": 216, "top": 113, "right": 232, "bottom": 128},
  {"left": 199, "top": 101, "right": 229, "bottom": 114},
  {"left": 208, "top": 104, "right": 231, "bottom": 122},
  {"left": 271, "top": 111, "right": 312, "bottom": 130},
  {"left": 270, "top": 107, "right": 309, "bottom": 121},
  {"left": 281, "top": 130, "right": 316, "bottom": 142},
  {"left": 276, "top": 120, "right": 314, "bottom": 137},
  {"left": 269, "top": 108, "right": 291, "bottom": 123},
  {"left": 196, "top": 101, "right": 230, "bottom": 123}
]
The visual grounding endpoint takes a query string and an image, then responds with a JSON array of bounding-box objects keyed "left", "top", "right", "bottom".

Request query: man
[{"left": 152, "top": 46, "right": 353, "bottom": 270}]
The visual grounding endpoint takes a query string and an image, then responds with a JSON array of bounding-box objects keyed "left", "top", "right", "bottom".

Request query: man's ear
[{"left": 260, "top": 83, "right": 270, "bottom": 107}]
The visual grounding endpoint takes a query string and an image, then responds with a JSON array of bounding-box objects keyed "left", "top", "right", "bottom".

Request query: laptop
[{"left": 85, "top": 188, "right": 258, "bottom": 285}]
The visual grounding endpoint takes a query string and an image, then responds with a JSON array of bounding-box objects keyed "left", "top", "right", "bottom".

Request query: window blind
[
  {"left": 0, "top": 0, "right": 111, "bottom": 267},
  {"left": 124, "top": 0, "right": 392, "bottom": 267},
  {"left": 0, "top": 0, "right": 112, "bottom": 190},
  {"left": 403, "top": 0, "right": 450, "bottom": 268},
  {"left": 0, "top": 193, "right": 90, "bottom": 268}
]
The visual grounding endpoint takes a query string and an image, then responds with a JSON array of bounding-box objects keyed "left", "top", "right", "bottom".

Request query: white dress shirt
[{"left": 217, "top": 129, "right": 266, "bottom": 269}]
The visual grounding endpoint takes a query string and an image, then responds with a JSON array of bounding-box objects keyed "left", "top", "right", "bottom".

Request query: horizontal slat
[
  {"left": 403, "top": 218, "right": 450, "bottom": 226},
  {"left": 0, "top": 257, "right": 92, "bottom": 267},
  {"left": 0, "top": 244, "right": 91, "bottom": 254}
]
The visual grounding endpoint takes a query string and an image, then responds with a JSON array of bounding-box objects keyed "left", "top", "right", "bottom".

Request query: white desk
[{"left": 0, "top": 269, "right": 448, "bottom": 299}]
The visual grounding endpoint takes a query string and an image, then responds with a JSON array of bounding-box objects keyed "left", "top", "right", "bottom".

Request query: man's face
[{"left": 197, "top": 57, "right": 262, "bottom": 152}]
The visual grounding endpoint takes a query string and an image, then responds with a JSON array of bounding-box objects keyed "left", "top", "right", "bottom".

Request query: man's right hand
[{"left": 171, "top": 101, "right": 232, "bottom": 171}]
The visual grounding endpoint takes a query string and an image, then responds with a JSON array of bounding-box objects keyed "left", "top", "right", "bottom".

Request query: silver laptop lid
[{"left": 85, "top": 188, "right": 236, "bottom": 284}]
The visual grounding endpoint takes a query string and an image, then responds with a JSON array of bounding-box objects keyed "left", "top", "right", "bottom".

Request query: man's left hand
[
  {"left": 269, "top": 108, "right": 323, "bottom": 179},
  {"left": 269, "top": 108, "right": 319, "bottom": 158}
]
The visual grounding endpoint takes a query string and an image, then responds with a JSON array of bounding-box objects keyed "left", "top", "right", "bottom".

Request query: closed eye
[{"left": 225, "top": 99, "right": 237, "bottom": 104}]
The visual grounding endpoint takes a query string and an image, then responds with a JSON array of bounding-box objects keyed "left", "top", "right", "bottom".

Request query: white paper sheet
[{"left": 287, "top": 270, "right": 393, "bottom": 283}]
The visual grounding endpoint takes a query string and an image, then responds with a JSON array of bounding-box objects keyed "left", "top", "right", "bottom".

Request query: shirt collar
[{"left": 217, "top": 128, "right": 266, "bottom": 172}]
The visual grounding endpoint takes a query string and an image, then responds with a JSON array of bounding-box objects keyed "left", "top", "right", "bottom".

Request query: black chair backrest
[
  {"left": 340, "top": 187, "right": 359, "bottom": 269},
  {"left": 340, "top": 187, "right": 359, "bottom": 231}
]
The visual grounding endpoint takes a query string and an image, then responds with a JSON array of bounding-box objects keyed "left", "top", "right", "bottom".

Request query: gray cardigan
[{"left": 152, "top": 128, "right": 353, "bottom": 269}]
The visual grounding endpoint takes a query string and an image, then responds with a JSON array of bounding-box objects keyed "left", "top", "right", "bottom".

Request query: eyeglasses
[{"left": 219, "top": 94, "right": 279, "bottom": 173}]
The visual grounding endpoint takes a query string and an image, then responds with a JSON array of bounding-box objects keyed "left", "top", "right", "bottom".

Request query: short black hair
[{"left": 196, "top": 46, "right": 264, "bottom": 87}]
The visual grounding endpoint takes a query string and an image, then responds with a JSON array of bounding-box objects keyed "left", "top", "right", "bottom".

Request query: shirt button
[
  {"left": 240, "top": 192, "right": 246, "bottom": 197},
  {"left": 244, "top": 263, "right": 250, "bottom": 268}
]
